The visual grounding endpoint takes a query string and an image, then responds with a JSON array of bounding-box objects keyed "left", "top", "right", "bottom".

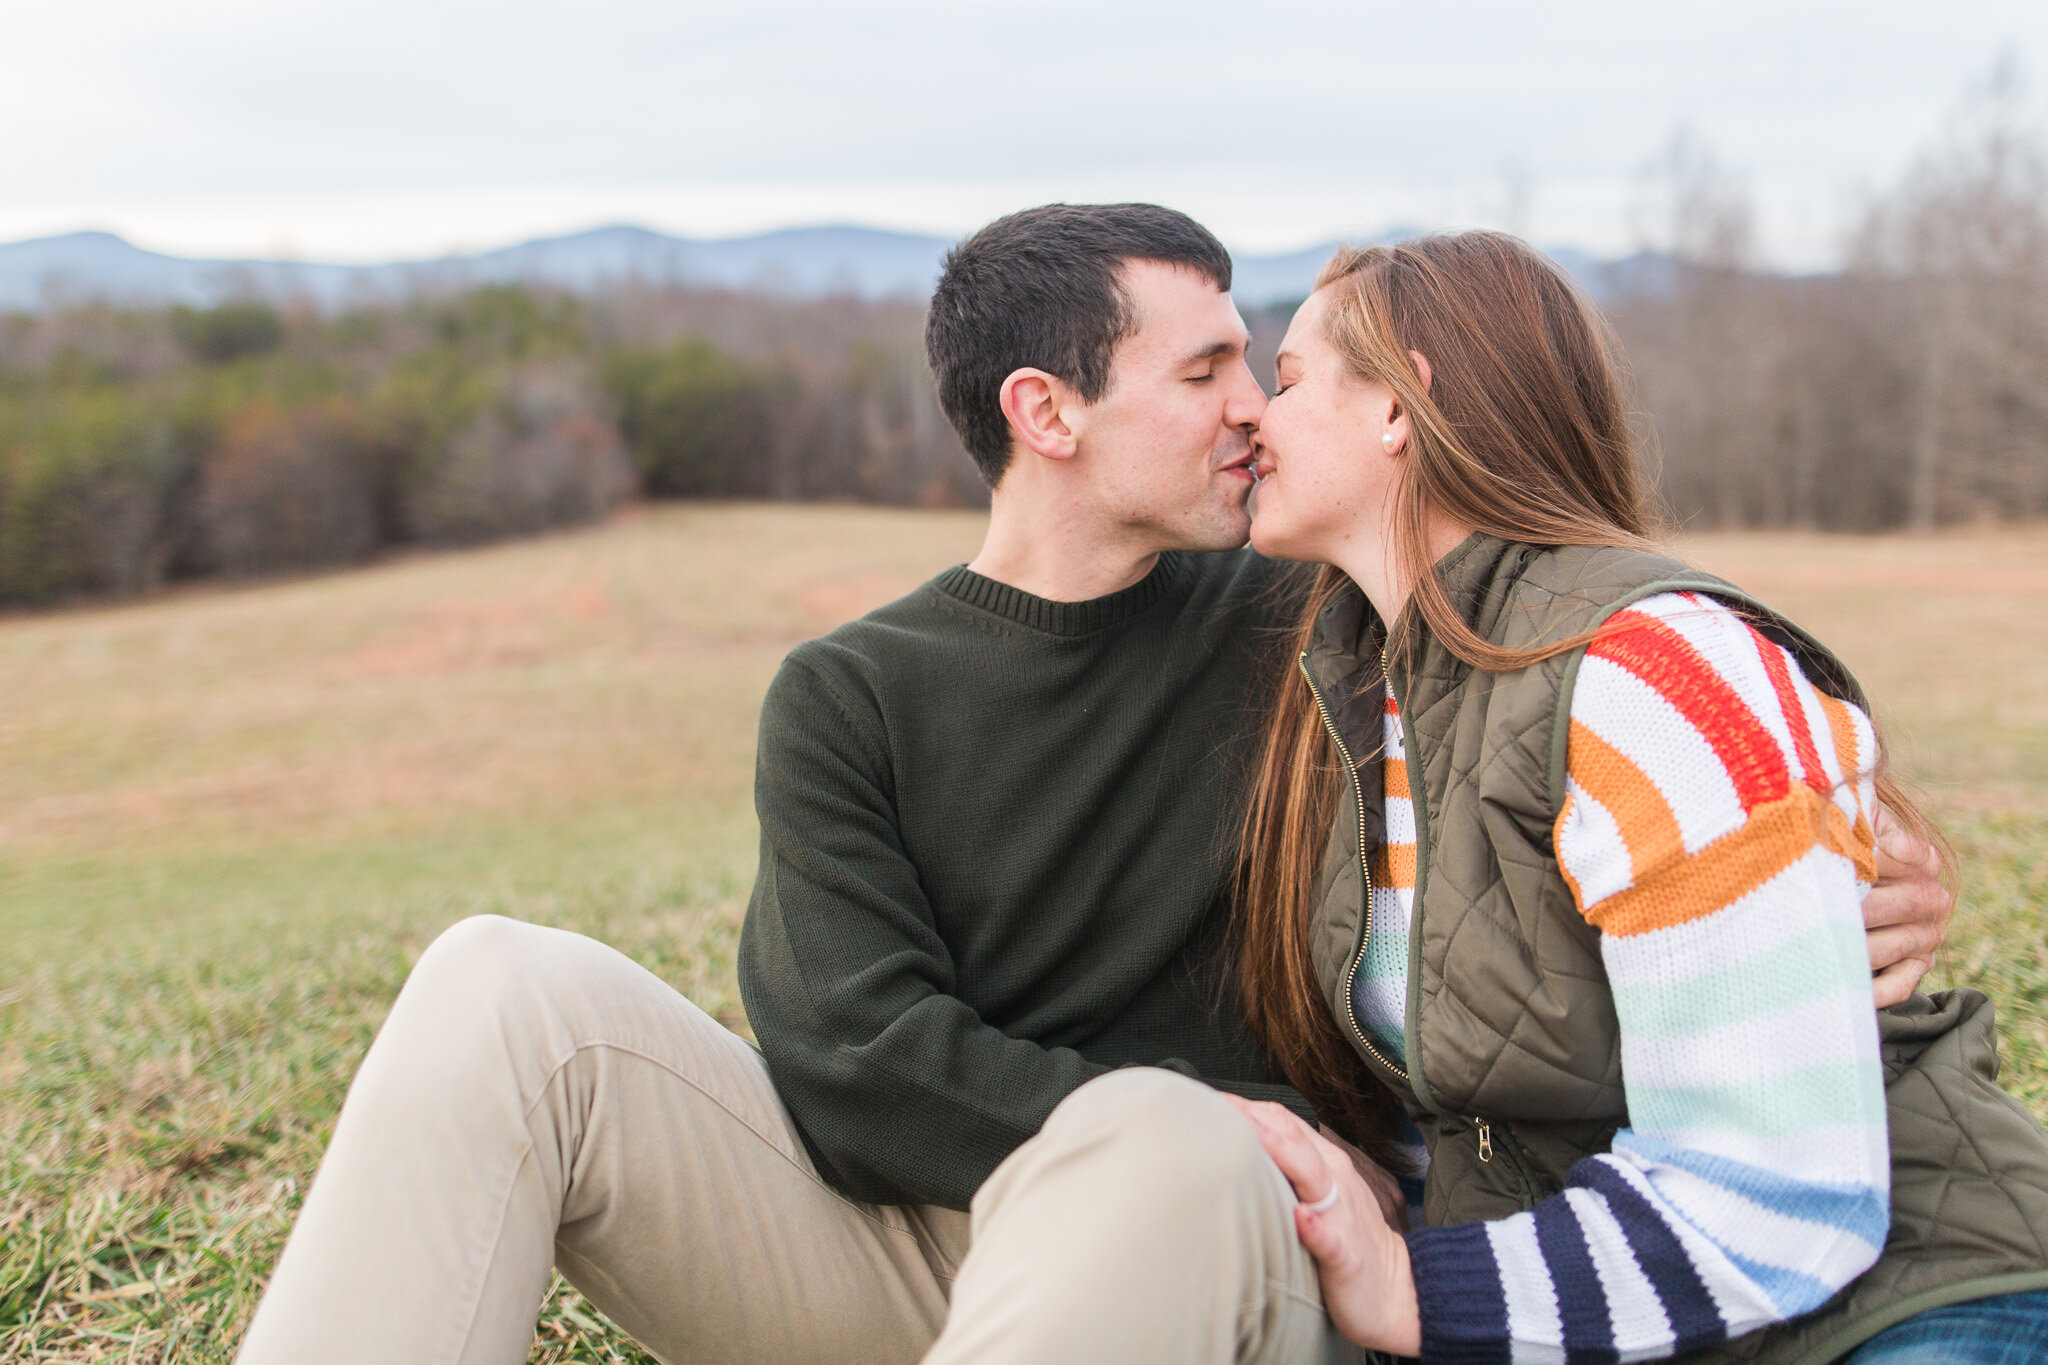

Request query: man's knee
[
  {"left": 404, "top": 913, "right": 562, "bottom": 1009},
  {"left": 385, "top": 914, "right": 647, "bottom": 1062},
  {"left": 1033, "top": 1069, "right": 1288, "bottom": 1211}
]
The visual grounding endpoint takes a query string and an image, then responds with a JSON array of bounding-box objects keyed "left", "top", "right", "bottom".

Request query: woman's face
[{"left": 1248, "top": 287, "right": 1406, "bottom": 565}]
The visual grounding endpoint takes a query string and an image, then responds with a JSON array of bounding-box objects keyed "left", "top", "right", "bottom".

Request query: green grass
[
  {"left": 2, "top": 511, "right": 2045, "bottom": 1360},
  {"left": 0, "top": 821, "right": 762, "bottom": 1361}
]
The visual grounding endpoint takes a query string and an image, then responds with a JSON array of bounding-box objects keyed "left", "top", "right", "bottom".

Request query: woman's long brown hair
[{"left": 1234, "top": 232, "right": 1942, "bottom": 1159}]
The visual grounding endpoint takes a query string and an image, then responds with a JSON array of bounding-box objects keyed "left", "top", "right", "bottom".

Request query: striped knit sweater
[{"left": 1358, "top": 592, "right": 1890, "bottom": 1363}]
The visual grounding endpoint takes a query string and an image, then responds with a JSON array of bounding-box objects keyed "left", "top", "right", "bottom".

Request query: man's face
[{"left": 1072, "top": 260, "right": 1268, "bottom": 551}]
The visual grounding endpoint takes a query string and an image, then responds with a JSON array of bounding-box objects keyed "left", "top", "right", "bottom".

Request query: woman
[{"left": 1228, "top": 232, "right": 2048, "bottom": 1363}]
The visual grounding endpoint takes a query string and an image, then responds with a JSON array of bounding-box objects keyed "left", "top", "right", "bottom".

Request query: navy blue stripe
[
  {"left": 1575, "top": 1158, "right": 1727, "bottom": 1353},
  {"left": 1407, "top": 1224, "right": 1512, "bottom": 1363},
  {"left": 1533, "top": 1198, "right": 1619, "bottom": 1364}
]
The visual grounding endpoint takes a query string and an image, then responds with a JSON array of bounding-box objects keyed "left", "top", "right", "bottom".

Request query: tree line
[
  {"left": 1602, "top": 64, "right": 2048, "bottom": 532},
  {"left": 3, "top": 70, "right": 2043, "bottom": 607},
  {"left": 0, "top": 284, "right": 980, "bottom": 606}
]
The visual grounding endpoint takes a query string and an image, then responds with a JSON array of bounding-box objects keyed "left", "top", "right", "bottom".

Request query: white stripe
[
  {"left": 1564, "top": 1188, "right": 1677, "bottom": 1362},
  {"left": 1485, "top": 1215, "right": 1567, "bottom": 1365},
  {"left": 1370, "top": 885, "right": 1412, "bottom": 935},
  {"left": 1382, "top": 794, "right": 1415, "bottom": 847},
  {"left": 1850, "top": 706, "right": 1878, "bottom": 829},
  {"left": 1558, "top": 781, "right": 1635, "bottom": 908},
  {"left": 1619, "top": 987, "right": 1882, "bottom": 1093},
  {"left": 1632, "top": 1124, "right": 1893, "bottom": 1188},
  {"left": 1573, "top": 656, "right": 1744, "bottom": 853},
  {"left": 1354, "top": 977, "right": 1406, "bottom": 1041}
]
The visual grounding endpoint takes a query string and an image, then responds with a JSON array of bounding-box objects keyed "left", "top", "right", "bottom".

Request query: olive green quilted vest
[{"left": 1302, "top": 535, "right": 2048, "bottom": 1364}]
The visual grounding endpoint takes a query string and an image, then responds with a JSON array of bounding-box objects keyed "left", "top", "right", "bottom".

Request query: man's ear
[
  {"left": 999, "top": 368, "right": 1081, "bottom": 463},
  {"left": 1409, "top": 350, "right": 1434, "bottom": 393}
]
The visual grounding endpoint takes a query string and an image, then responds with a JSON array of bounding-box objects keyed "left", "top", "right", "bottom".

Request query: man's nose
[{"left": 1224, "top": 361, "right": 1268, "bottom": 428}]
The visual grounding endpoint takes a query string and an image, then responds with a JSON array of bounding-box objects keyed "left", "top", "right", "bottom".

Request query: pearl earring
[{"left": 1382, "top": 431, "right": 1397, "bottom": 452}]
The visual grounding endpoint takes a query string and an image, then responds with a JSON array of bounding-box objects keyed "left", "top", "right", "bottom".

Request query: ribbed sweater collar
[{"left": 933, "top": 552, "right": 1189, "bottom": 637}]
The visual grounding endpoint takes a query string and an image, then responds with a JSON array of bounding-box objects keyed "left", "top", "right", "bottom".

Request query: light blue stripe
[
  {"left": 1726, "top": 1251, "right": 1842, "bottom": 1317},
  {"left": 1614, "top": 1131, "right": 1889, "bottom": 1244},
  {"left": 1610, "top": 919, "right": 1868, "bottom": 1040},
  {"left": 1627, "top": 1061, "right": 1885, "bottom": 1139}
]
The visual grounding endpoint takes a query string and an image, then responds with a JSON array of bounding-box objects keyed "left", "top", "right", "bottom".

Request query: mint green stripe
[
  {"left": 1629, "top": 1060, "right": 1886, "bottom": 1139},
  {"left": 1610, "top": 918, "right": 1867, "bottom": 1039}
]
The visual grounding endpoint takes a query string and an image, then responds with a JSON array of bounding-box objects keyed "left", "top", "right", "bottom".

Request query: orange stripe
[
  {"left": 1384, "top": 756, "right": 1411, "bottom": 800},
  {"left": 1565, "top": 719, "right": 1686, "bottom": 881},
  {"left": 1372, "top": 842, "right": 1418, "bottom": 888},
  {"left": 1580, "top": 786, "right": 1874, "bottom": 936},
  {"left": 1815, "top": 692, "right": 1865, "bottom": 784}
]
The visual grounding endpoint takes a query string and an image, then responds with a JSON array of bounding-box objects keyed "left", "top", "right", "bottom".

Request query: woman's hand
[
  {"left": 1316, "top": 1121, "right": 1410, "bottom": 1234},
  {"left": 1220, "top": 1095, "right": 1422, "bottom": 1356}
]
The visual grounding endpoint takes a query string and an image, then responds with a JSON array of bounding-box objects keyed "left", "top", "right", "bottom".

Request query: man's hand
[
  {"left": 1864, "top": 806, "right": 1952, "bottom": 1008},
  {"left": 1221, "top": 1094, "right": 1422, "bottom": 1356}
]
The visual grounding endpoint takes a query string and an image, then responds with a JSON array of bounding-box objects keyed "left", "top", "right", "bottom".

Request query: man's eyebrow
[{"left": 1174, "top": 335, "right": 1249, "bottom": 368}]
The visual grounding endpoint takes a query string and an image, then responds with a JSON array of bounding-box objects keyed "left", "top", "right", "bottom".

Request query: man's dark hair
[{"left": 924, "top": 203, "right": 1233, "bottom": 486}]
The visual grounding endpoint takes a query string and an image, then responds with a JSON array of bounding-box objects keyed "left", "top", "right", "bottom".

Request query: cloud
[{"left": 3, "top": 0, "right": 2043, "bottom": 267}]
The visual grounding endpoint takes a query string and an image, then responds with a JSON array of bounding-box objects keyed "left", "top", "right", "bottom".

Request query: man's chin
[
  {"left": 1130, "top": 487, "right": 1254, "bottom": 554},
  {"left": 1183, "top": 502, "right": 1254, "bottom": 553}
]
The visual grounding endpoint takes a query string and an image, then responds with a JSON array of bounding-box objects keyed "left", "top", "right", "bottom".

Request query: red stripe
[
  {"left": 1747, "top": 623, "right": 1832, "bottom": 795},
  {"left": 1385, "top": 695, "right": 1399, "bottom": 715},
  {"left": 1589, "top": 610, "right": 1790, "bottom": 809}
]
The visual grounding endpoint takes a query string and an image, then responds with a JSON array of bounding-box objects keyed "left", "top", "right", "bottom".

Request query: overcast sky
[{"left": 5, "top": 0, "right": 2045, "bottom": 268}]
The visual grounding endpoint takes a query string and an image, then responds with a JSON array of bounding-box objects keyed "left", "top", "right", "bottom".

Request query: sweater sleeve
[
  {"left": 1406, "top": 592, "right": 1889, "bottom": 1363},
  {"left": 737, "top": 650, "right": 1111, "bottom": 1210}
]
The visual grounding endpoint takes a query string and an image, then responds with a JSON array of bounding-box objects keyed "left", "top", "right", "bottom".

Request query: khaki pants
[{"left": 237, "top": 916, "right": 1360, "bottom": 1364}]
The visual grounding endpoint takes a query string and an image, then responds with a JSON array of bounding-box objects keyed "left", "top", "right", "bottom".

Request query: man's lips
[{"left": 1219, "top": 451, "right": 1258, "bottom": 481}]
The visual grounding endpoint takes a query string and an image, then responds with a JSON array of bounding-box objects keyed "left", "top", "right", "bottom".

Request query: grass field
[{"left": 3, "top": 506, "right": 2045, "bottom": 1361}]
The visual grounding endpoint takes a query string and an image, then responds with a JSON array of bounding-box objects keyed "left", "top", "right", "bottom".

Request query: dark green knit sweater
[{"left": 738, "top": 548, "right": 1312, "bottom": 1210}]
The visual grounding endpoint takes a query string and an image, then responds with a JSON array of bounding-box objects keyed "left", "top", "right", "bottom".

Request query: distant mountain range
[{"left": 0, "top": 223, "right": 1669, "bottom": 313}]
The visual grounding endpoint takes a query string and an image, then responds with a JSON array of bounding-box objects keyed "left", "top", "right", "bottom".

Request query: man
[{"left": 238, "top": 204, "right": 1949, "bottom": 1364}]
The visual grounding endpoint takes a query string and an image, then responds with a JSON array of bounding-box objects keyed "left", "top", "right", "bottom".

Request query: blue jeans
[{"left": 1842, "top": 1288, "right": 2048, "bottom": 1363}]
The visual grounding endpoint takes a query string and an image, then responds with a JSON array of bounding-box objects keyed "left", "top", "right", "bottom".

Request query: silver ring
[{"left": 1301, "top": 1185, "right": 1340, "bottom": 1215}]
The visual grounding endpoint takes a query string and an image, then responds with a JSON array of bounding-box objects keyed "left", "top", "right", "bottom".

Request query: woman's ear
[
  {"left": 1384, "top": 397, "right": 1412, "bottom": 458},
  {"left": 999, "top": 368, "right": 1080, "bottom": 463},
  {"left": 1409, "top": 350, "right": 1434, "bottom": 393}
]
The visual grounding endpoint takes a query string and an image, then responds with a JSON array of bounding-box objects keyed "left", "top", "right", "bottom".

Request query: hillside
[
  {"left": 3, "top": 508, "right": 2043, "bottom": 1359},
  {"left": 0, "top": 223, "right": 1662, "bottom": 312}
]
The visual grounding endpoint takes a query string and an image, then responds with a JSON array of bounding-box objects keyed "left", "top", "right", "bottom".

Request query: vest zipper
[
  {"left": 1297, "top": 651, "right": 1410, "bottom": 1087},
  {"left": 1380, "top": 639, "right": 1543, "bottom": 1211}
]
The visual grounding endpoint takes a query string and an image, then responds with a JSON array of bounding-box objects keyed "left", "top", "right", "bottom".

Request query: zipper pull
[{"left": 1476, "top": 1119, "right": 1494, "bottom": 1163}]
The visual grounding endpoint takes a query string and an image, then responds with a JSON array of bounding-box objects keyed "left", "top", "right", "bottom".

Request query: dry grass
[{"left": 1, "top": 509, "right": 2044, "bottom": 1359}]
